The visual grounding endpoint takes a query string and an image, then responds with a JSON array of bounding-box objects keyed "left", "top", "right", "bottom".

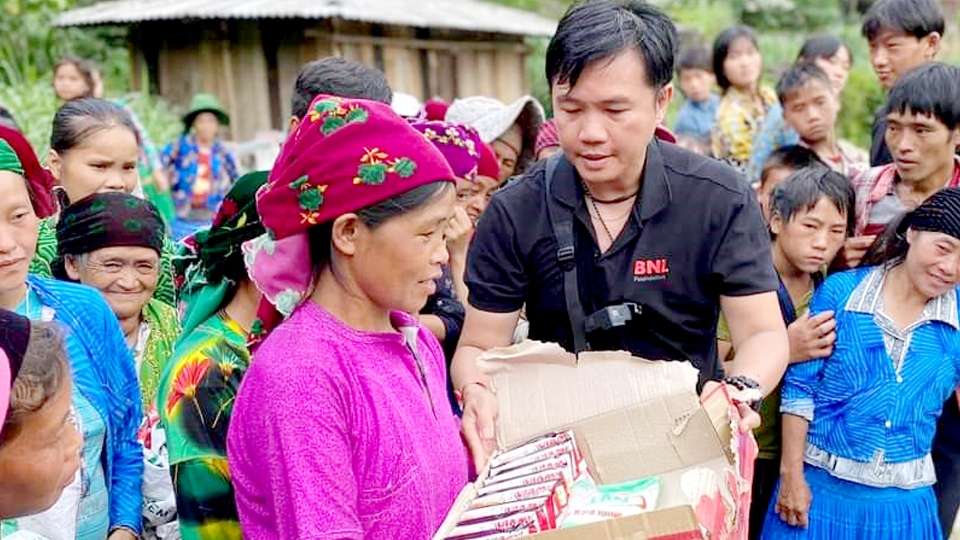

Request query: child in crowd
[
  {"left": 862, "top": 0, "right": 943, "bottom": 166},
  {"left": 756, "top": 145, "right": 825, "bottom": 221},
  {"left": 747, "top": 35, "right": 854, "bottom": 184},
  {"left": 162, "top": 93, "right": 240, "bottom": 240},
  {"left": 711, "top": 25, "right": 777, "bottom": 172},
  {"left": 674, "top": 46, "right": 720, "bottom": 155},
  {"left": 718, "top": 166, "right": 855, "bottom": 540},
  {"left": 777, "top": 63, "right": 867, "bottom": 178}
]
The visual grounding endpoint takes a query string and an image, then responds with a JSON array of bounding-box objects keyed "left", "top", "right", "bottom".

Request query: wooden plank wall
[{"left": 148, "top": 19, "right": 531, "bottom": 142}]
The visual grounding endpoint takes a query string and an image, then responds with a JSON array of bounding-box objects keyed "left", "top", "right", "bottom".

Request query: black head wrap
[{"left": 898, "top": 188, "right": 960, "bottom": 240}]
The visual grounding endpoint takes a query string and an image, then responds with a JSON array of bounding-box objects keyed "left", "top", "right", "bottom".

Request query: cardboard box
[{"left": 434, "top": 341, "right": 757, "bottom": 540}]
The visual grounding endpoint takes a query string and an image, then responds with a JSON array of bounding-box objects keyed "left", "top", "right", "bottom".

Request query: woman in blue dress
[{"left": 764, "top": 188, "right": 960, "bottom": 539}]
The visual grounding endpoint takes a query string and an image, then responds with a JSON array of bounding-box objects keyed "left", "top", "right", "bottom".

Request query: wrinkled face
[
  {"left": 886, "top": 108, "right": 960, "bottom": 186},
  {"left": 0, "top": 172, "right": 38, "bottom": 300},
  {"left": 192, "top": 112, "right": 220, "bottom": 143},
  {"left": 771, "top": 196, "right": 848, "bottom": 273},
  {"left": 49, "top": 126, "right": 140, "bottom": 204},
  {"left": 350, "top": 187, "right": 455, "bottom": 314},
  {"left": 0, "top": 378, "right": 81, "bottom": 520},
  {"left": 904, "top": 229, "right": 960, "bottom": 299},
  {"left": 782, "top": 79, "right": 839, "bottom": 145},
  {"left": 66, "top": 246, "right": 159, "bottom": 323},
  {"left": 758, "top": 166, "right": 794, "bottom": 222},
  {"left": 679, "top": 68, "right": 715, "bottom": 103},
  {"left": 723, "top": 37, "right": 763, "bottom": 91},
  {"left": 53, "top": 64, "right": 90, "bottom": 101},
  {"left": 869, "top": 29, "right": 939, "bottom": 90},
  {"left": 494, "top": 124, "right": 523, "bottom": 182},
  {"left": 813, "top": 48, "right": 851, "bottom": 96},
  {"left": 456, "top": 175, "right": 500, "bottom": 225},
  {"left": 553, "top": 48, "right": 671, "bottom": 188}
]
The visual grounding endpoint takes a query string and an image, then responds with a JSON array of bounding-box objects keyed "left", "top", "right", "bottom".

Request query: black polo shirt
[{"left": 465, "top": 140, "right": 777, "bottom": 380}]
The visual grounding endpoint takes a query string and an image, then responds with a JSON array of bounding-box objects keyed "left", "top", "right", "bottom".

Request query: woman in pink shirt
[{"left": 227, "top": 95, "right": 469, "bottom": 540}]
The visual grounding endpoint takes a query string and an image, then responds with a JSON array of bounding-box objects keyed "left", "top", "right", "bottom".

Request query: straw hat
[{"left": 446, "top": 95, "right": 545, "bottom": 175}]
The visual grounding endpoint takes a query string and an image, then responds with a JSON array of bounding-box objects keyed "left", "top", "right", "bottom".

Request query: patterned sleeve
[
  {"left": 161, "top": 139, "right": 180, "bottom": 190},
  {"left": 224, "top": 148, "right": 240, "bottom": 183},
  {"left": 155, "top": 235, "right": 178, "bottom": 308},
  {"left": 780, "top": 275, "right": 843, "bottom": 421},
  {"left": 28, "top": 217, "right": 58, "bottom": 277}
]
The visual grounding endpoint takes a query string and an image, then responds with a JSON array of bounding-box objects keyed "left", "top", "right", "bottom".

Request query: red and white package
[
  {"left": 489, "top": 441, "right": 581, "bottom": 480},
  {"left": 479, "top": 469, "right": 568, "bottom": 497},
  {"left": 489, "top": 431, "right": 576, "bottom": 469},
  {"left": 486, "top": 456, "right": 578, "bottom": 488},
  {"left": 472, "top": 479, "right": 569, "bottom": 513},
  {"left": 458, "top": 499, "right": 559, "bottom": 531},
  {"left": 444, "top": 529, "right": 529, "bottom": 540}
]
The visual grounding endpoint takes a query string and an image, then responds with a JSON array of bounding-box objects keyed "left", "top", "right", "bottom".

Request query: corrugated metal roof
[{"left": 54, "top": 0, "right": 557, "bottom": 37}]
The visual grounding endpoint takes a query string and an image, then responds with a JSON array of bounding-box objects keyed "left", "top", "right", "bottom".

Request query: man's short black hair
[
  {"left": 546, "top": 0, "right": 677, "bottom": 90},
  {"left": 760, "top": 145, "right": 823, "bottom": 186},
  {"left": 712, "top": 25, "right": 759, "bottom": 91},
  {"left": 770, "top": 166, "right": 857, "bottom": 236},
  {"left": 776, "top": 62, "right": 832, "bottom": 105},
  {"left": 291, "top": 57, "right": 393, "bottom": 120},
  {"left": 861, "top": 0, "right": 944, "bottom": 42},
  {"left": 676, "top": 47, "right": 712, "bottom": 76},
  {"left": 884, "top": 62, "right": 960, "bottom": 131}
]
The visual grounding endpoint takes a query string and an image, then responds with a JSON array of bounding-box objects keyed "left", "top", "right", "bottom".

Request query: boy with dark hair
[
  {"left": 718, "top": 166, "right": 854, "bottom": 540},
  {"left": 777, "top": 63, "right": 867, "bottom": 179},
  {"left": 862, "top": 0, "right": 943, "bottom": 166},
  {"left": 673, "top": 46, "right": 720, "bottom": 154},
  {"left": 288, "top": 57, "right": 392, "bottom": 132},
  {"left": 756, "top": 145, "right": 824, "bottom": 221}
]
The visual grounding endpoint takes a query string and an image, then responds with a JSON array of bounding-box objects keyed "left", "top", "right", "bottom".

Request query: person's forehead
[
  {"left": 728, "top": 36, "right": 757, "bottom": 52},
  {"left": 886, "top": 108, "right": 946, "bottom": 127},
  {"left": 870, "top": 28, "right": 916, "bottom": 44},
  {"left": 554, "top": 47, "right": 652, "bottom": 94},
  {"left": 88, "top": 245, "right": 159, "bottom": 261}
]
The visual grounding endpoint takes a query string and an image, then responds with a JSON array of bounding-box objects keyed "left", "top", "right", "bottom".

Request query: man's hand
[
  {"left": 842, "top": 235, "right": 876, "bottom": 268},
  {"left": 775, "top": 468, "right": 812, "bottom": 528},
  {"left": 459, "top": 382, "right": 500, "bottom": 473},
  {"left": 702, "top": 380, "right": 761, "bottom": 432},
  {"left": 787, "top": 311, "right": 836, "bottom": 364}
]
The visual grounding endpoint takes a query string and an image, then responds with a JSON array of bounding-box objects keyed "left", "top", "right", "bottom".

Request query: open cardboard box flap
[
  {"left": 435, "top": 341, "right": 751, "bottom": 540},
  {"left": 477, "top": 341, "right": 701, "bottom": 449}
]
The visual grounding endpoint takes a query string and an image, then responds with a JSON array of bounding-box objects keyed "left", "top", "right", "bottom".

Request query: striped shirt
[{"left": 782, "top": 267, "right": 960, "bottom": 487}]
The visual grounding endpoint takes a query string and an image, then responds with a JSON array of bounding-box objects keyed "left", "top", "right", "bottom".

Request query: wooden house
[{"left": 56, "top": 0, "right": 557, "bottom": 141}]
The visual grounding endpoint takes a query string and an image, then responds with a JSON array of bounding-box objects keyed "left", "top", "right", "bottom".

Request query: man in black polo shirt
[{"left": 452, "top": 0, "right": 790, "bottom": 470}]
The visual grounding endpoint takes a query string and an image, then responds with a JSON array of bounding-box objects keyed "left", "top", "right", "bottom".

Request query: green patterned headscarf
[
  {"left": 174, "top": 170, "right": 268, "bottom": 336},
  {"left": 0, "top": 139, "right": 24, "bottom": 176}
]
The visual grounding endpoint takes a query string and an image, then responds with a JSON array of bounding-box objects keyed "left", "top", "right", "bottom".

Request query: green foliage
[
  {"left": 658, "top": 0, "right": 737, "bottom": 41},
  {"left": 737, "top": 0, "right": 841, "bottom": 32}
]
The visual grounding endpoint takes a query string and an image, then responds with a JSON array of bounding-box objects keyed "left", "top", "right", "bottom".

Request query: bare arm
[
  {"left": 452, "top": 305, "right": 521, "bottom": 471},
  {"left": 776, "top": 414, "right": 812, "bottom": 528},
  {"left": 719, "top": 291, "right": 789, "bottom": 396},
  {"left": 420, "top": 314, "right": 447, "bottom": 341}
]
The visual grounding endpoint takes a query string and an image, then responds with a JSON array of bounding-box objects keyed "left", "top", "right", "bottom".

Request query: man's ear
[
  {"left": 924, "top": 32, "right": 942, "bottom": 59},
  {"left": 655, "top": 84, "right": 674, "bottom": 126}
]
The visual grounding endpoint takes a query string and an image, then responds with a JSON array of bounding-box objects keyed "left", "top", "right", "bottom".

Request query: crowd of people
[{"left": 1, "top": 0, "right": 960, "bottom": 538}]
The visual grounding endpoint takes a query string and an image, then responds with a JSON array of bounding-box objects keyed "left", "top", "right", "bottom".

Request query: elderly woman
[
  {"left": 227, "top": 95, "right": 469, "bottom": 539},
  {"left": 53, "top": 193, "right": 180, "bottom": 410},
  {"left": 766, "top": 188, "right": 960, "bottom": 539},
  {"left": 28, "top": 98, "right": 178, "bottom": 308},
  {"left": 446, "top": 95, "right": 545, "bottom": 183},
  {"left": 0, "top": 309, "right": 82, "bottom": 523},
  {"left": 158, "top": 171, "right": 268, "bottom": 540},
  {"left": 0, "top": 131, "right": 142, "bottom": 539}
]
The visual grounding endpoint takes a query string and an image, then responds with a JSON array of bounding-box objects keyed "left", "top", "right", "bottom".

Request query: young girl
[
  {"left": 0, "top": 311, "right": 82, "bottom": 523},
  {"left": 25, "top": 98, "right": 177, "bottom": 307},
  {"left": 52, "top": 57, "right": 174, "bottom": 225},
  {"left": 711, "top": 25, "right": 778, "bottom": 172},
  {"left": 766, "top": 188, "right": 960, "bottom": 539},
  {"left": 161, "top": 93, "right": 240, "bottom": 240}
]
